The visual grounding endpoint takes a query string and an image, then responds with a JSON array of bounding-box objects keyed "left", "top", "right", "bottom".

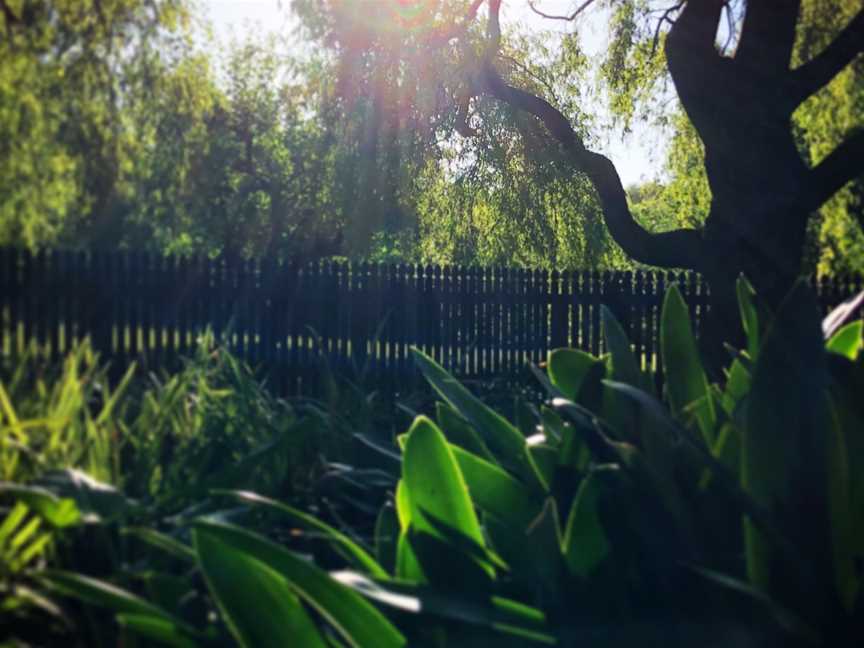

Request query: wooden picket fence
[{"left": 1, "top": 248, "right": 861, "bottom": 395}]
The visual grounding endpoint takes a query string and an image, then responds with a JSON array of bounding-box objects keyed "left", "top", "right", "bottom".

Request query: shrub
[{"left": 4, "top": 279, "right": 862, "bottom": 647}]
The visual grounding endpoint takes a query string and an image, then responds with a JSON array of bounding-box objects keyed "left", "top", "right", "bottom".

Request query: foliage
[
  {"left": 0, "top": 0, "right": 195, "bottom": 248},
  {"left": 0, "top": 337, "right": 343, "bottom": 644},
  {"left": 6, "top": 280, "right": 861, "bottom": 646}
]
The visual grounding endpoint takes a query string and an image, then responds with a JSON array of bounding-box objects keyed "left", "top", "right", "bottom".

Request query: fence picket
[{"left": 1, "top": 247, "right": 860, "bottom": 395}]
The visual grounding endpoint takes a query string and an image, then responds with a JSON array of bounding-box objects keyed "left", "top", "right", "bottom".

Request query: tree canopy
[{"left": 1, "top": 0, "right": 862, "bottom": 289}]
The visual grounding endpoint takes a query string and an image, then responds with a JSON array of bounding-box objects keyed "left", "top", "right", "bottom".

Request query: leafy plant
[{"left": 5, "top": 280, "right": 862, "bottom": 647}]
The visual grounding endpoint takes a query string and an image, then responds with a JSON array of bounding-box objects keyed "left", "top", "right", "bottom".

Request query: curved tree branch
[
  {"left": 527, "top": 0, "right": 598, "bottom": 22},
  {"left": 790, "top": 8, "right": 864, "bottom": 105},
  {"left": 478, "top": 61, "right": 706, "bottom": 270},
  {"left": 808, "top": 129, "right": 864, "bottom": 211}
]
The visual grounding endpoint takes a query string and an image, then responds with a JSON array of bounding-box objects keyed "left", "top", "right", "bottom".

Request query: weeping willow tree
[
  {"left": 295, "top": 0, "right": 864, "bottom": 356},
  {"left": 291, "top": 0, "right": 626, "bottom": 267}
]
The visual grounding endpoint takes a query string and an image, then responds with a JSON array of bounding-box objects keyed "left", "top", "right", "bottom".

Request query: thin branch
[
  {"left": 790, "top": 8, "right": 864, "bottom": 104},
  {"left": 527, "top": 0, "right": 598, "bottom": 22},
  {"left": 651, "top": 3, "right": 684, "bottom": 57},
  {"left": 479, "top": 61, "right": 706, "bottom": 270},
  {"left": 721, "top": 1, "right": 735, "bottom": 55},
  {"left": 808, "top": 129, "right": 864, "bottom": 211},
  {"left": 500, "top": 54, "right": 560, "bottom": 104}
]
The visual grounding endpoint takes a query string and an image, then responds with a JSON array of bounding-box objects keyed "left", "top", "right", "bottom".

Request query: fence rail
[{"left": 1, "top": 248, "right": 861, "bottom": 394}]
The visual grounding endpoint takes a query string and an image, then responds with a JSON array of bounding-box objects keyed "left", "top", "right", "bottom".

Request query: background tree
[
  {"left": 292, "top": 0, "right": 629, "bottom": 268},
  {"left": 0, "top": 0, "right": 195, "bottom": 248},
  {"left": 298, "top": 0, "right": 864, "bottom": 352}
]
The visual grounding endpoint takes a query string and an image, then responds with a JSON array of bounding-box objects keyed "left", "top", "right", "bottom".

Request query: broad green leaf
[
  {"left": 601, "top": 306, "right": 642, "bottom": 389},
  {"left": 539, "top": 407, "right": 567, "bottom": 446},
  {"left": 825, "top": 321, "right": 862, "bottom": 360},
  {"left": 661, "top": 285, "right": 716, "bottom": 444},
  {"left": 403, "top": 417, "right": 488, "bottom": 554},
  {"left": 395, "top": 529, "right": 424, "bottom": 582},
  {"left": 411, "top": 349, "right": 535, "bottom": 484},
  {"left": 394, "top": 480, "right": 424, "bottom": 581},
  {"left": 216, "top": 490, "right": 387, "bottom": 578},
  {"left": 721, "top": 359, "right": 751, "bottom": 418},
  {"left": 737, "top": 276, "right": 760, "bottom": 360},
  {"left": 488, "top": 498, "right": 562, "bottom": 595},
  {"left": 330, "top": 572, "right": 554, "bottom": 644},
  {"left": 395, "top": 479, "right": 412, "bottom": 529},
  {"left": 689, "top": 566, "right": 820, "bottom": 643},
  {"left": 546, "top": 348, "right": 605, "bottom": 407},
  {"left": 435, "top": 402, "right": 496, "bottom": 463},
  {"left": 374, "top": 503, "right": 399, "bottom": 575},
  {"left": 826, "top": 398, "right": 857, "bottom": 612},
  {"left": 194, "top": 527, "right": 327, "bottom": 648},
  {"left": 527, "top": 442, "right": 556, "bottom": 492},
  {"left": 116, "top": 614, "right": 199, "bottom": 648},
  {"left": 743, "top": 281, "right": 833, "bottom": 604},
  {"left": 825, "top": 358, "right": 864, "bottom": 612},
  {"left": 41, "top": 570, "right": 180, "bottom": 623},
  {"left": 194, "top": 521, "right": 406, "bottom": 648},
  {"left": 599, "top": 380, "right": 693, "bottom": 535},
  {"left": 122, "top": 527, "right": 195, "bottom": 563},
  {"left": 451, "top": 446, "right": 540, "bottom": 530},
  {"left": 562, "top": 469, "right": 610, "bottom": 578}
]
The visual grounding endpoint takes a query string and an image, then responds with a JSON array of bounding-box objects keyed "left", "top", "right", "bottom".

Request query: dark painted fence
[{"left": 1, "top": 248, "right": 861, "bottom": 394}]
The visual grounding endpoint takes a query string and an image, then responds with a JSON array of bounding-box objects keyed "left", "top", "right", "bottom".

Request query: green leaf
[
  {"left": 411, "top": 349, "right": 536, "bottom": 484},
  {"left": 562, "top": 468, "right": 611, "bottom": 578},
  {"left": 743, "top": 280, "right": 832, "bottom": 603},
  {"left": 598, "top": 381, "right": 693, "bottom": 537},
  {"left": 95, "top": 362, "right": 137, "bottom": 426},
  {"left": 0, "top": 484, "right": 81, "bottom": 528},
  {"left": 402, "top": 417, "right": 493, "bottom": 577},
  {"left": 122, "top": 527, "right": 195, "bottom": 563},
  {"left": 116, "top": 614, "right": 200, "bottom": 648},
  {"left": 688, "top": 566, "right": 819, "bottom": 643},
  {"left": 194, "top": 527, "right": 327, "bottom": 648},
  {"left": 330, "top": 572, "right": 554, "bottom": 644},
  {"left": 546, "top": 348, "right": 605, "bottom": 407},
  {"left": 487, "top": 498, "right": 562, "bottom": 595},
  {"left": 661, "top": 285, "right": 716, "bottom": 444},
  {"left": 721, "top": 359, "right": 751, "bottom": 419},
  {"left": 216, "top": 490, "right": 387, "bottom": 578},
  {"left": 450, "top": 446, "right": 540, "bottom": 530},
  {"left": 33, "top": 469, "right": 131, "bottom": 522},
  {"left": 435, "top": 402, "right": 496, "bottom": 463},
  {"left": 601, "top": 306, "right": 642, "bottom": 389},
  {"left": 737, "top": 275, "right": 760, "bottom": 360},
  {"left": 826, "top": 397, "right": 857, "bottom": 612},
  {"left": 374, "top": 503, "right": 399, "bottom": 575},
  {"left": 394, "top": 480, "right": 424, "bottom": 581},
  {"left": 825, "top": 321, "right": 862, "bottom": 360},
  {"left": 193, "top": 521, "right": 406, "bottom": 648},
  {"left": 527, "top": 442, "right": 556, "bottom": 492},
  {"left": 41, "top": 570, "right": 178, "bottom": 621}
]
